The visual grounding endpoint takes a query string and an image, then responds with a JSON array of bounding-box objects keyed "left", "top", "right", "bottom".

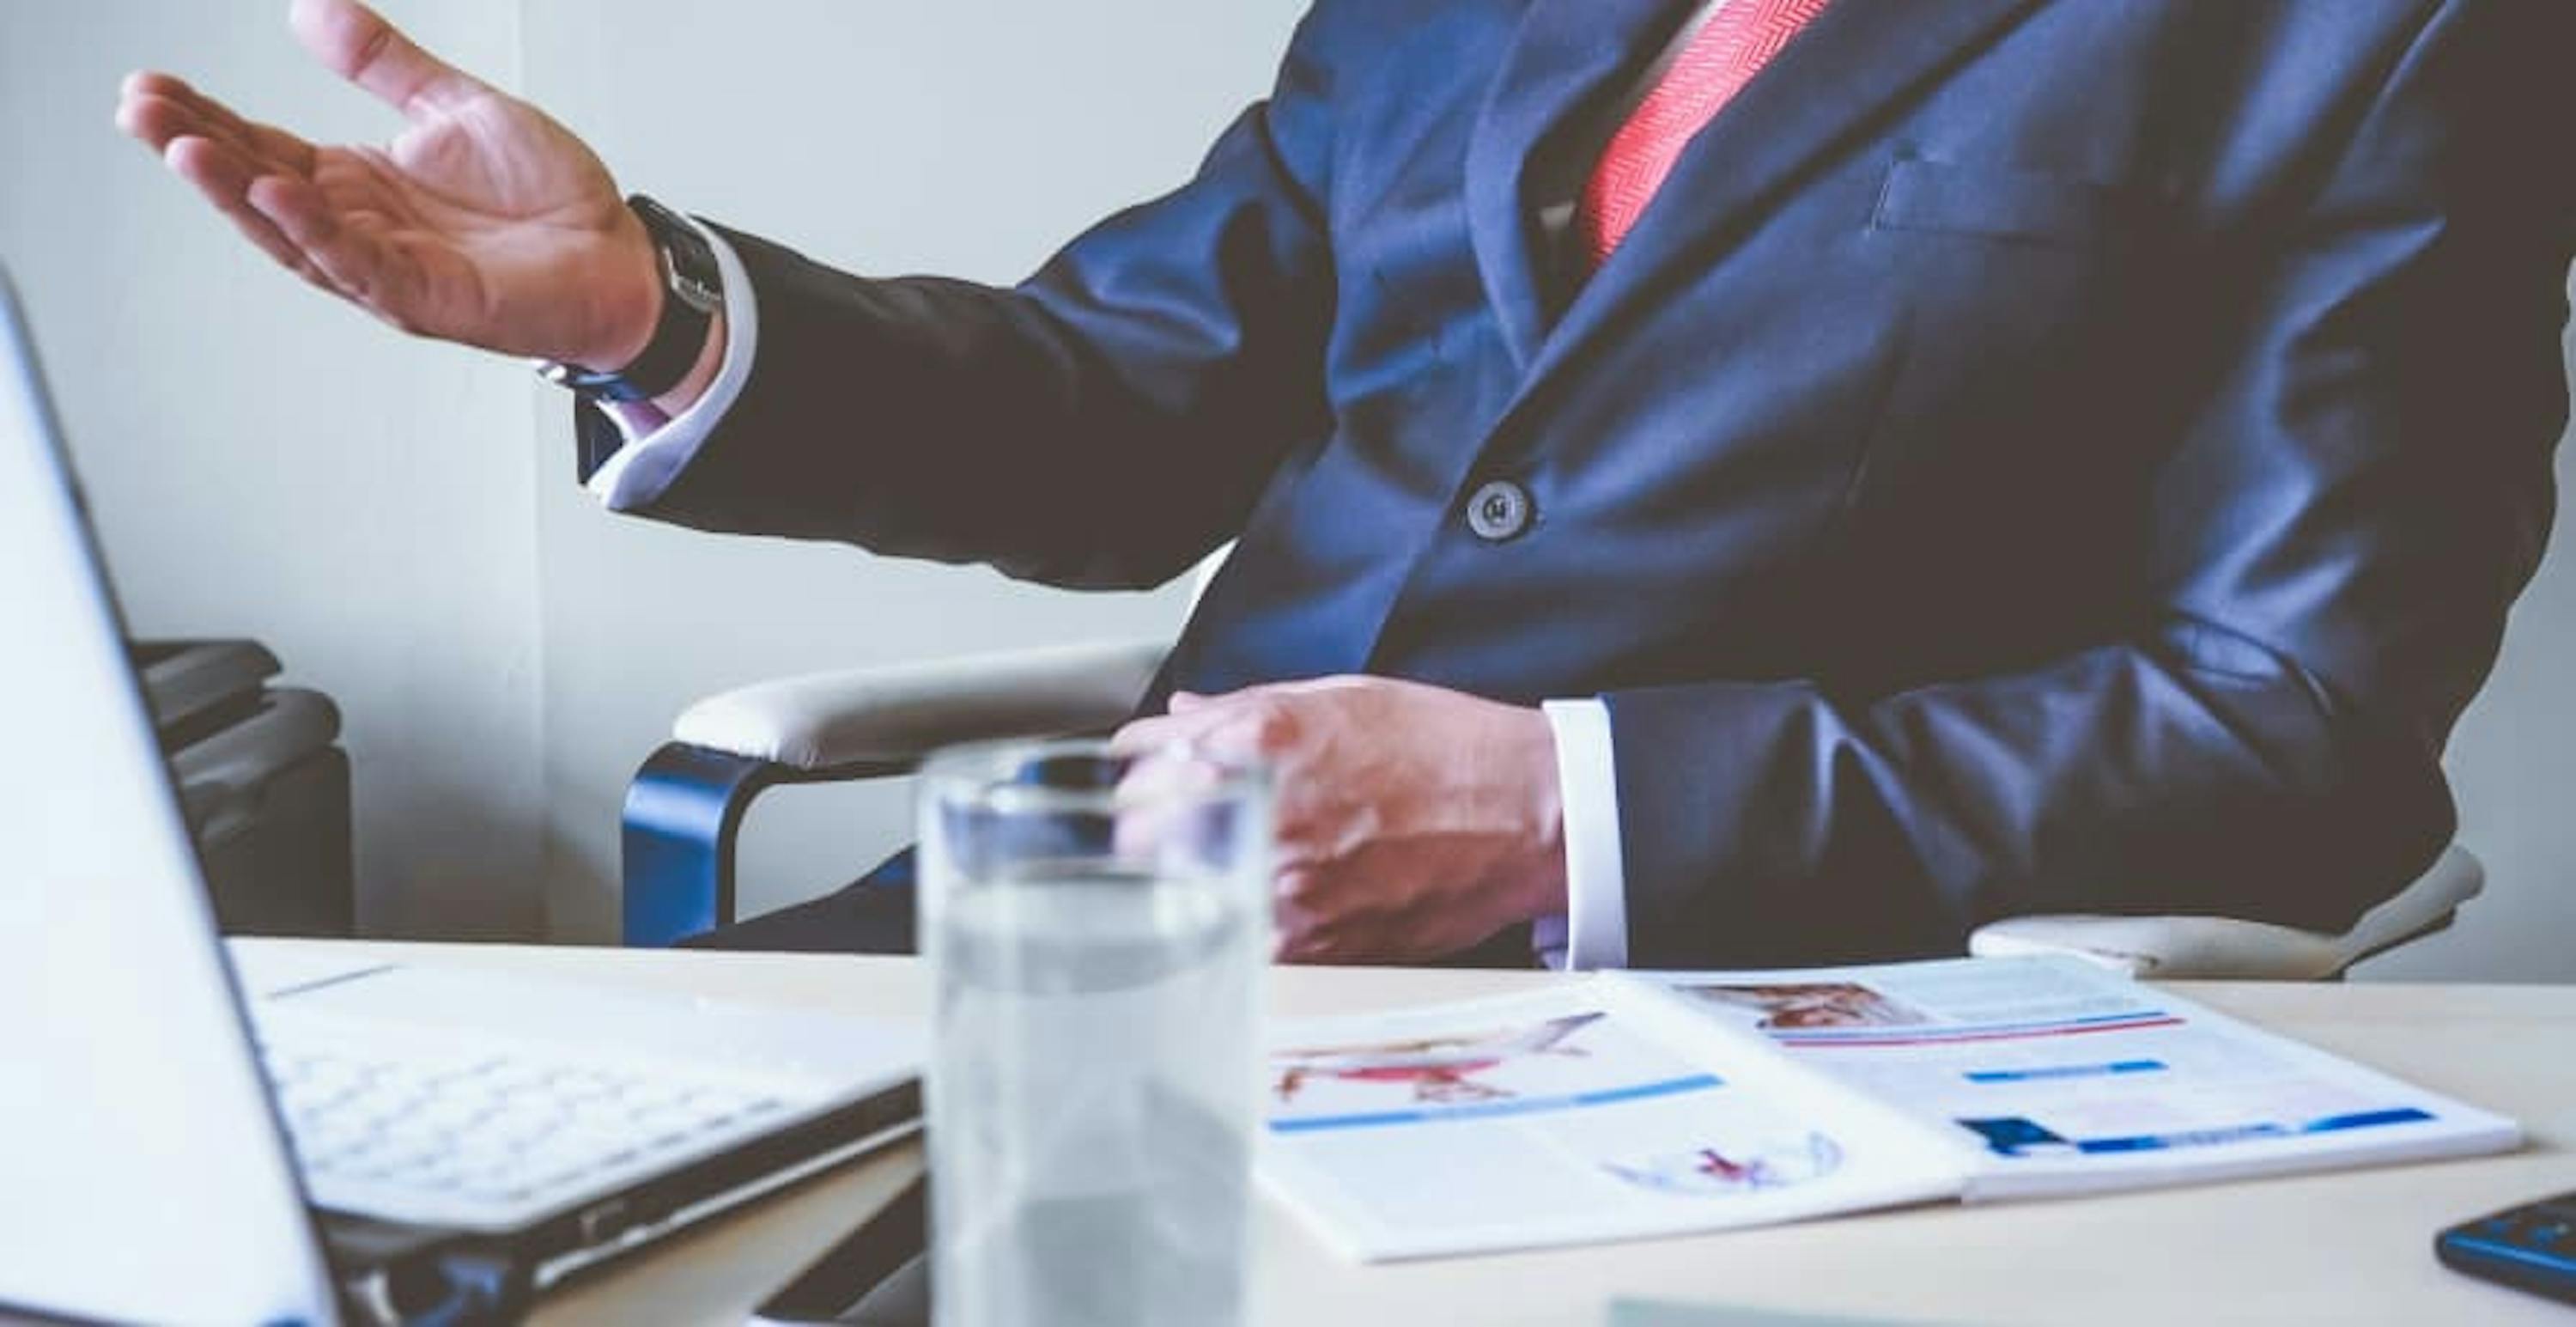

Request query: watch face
[
  {"left": 638, "top": 194, "right": 723, "bottom": 315},
  {"left": 671, "top": 266, "right": 723, "bottom": 316}
]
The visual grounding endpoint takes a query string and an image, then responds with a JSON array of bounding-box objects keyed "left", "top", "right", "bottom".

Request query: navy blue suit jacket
[{"left": 605, "top": 0, "right": 2576, "bottom": 965}]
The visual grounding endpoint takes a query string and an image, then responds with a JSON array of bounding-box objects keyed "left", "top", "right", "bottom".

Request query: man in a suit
[{"left": 122, "top": 0, "right": 2575, "bottom": 968}]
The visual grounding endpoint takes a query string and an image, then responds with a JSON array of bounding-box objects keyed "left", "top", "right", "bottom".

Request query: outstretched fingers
[
  {"left": 244, "top": 173, "right": 428, "bottom": 328},
  {"left": 115, "top": 75, "right": 212, "bottom": 154},
  {"left": 143, "top": 73, "right": 319, "bottom": 175},
  {"left": 161, "top": 136, "right": 328, "bottom": 287},
  {"left": 289, "top": 0, "right": 486, "bottom": 119},
  {"left": 118, "top": 76, "right": 320, "bottom": 192},
  {"left": 118, "top": 73, "right": 343, "bottom": 295}
]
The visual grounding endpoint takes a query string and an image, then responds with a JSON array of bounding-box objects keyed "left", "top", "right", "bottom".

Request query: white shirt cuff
[
  {"left": 1538, "top": 697, "right": 1629, "bottom": 971},
  {"left": 580, "top": 219, "right": 760, "bottom": 511}
]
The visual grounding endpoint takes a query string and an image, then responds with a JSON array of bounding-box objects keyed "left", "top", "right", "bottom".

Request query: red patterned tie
[{"left": 1577, "top": 0, "right": 1832, "bottom": 270}]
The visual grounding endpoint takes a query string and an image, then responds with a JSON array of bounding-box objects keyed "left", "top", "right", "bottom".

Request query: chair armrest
[
  {"left": 674, "top": 636, "right": 1171, "bottom": 770},
  {"left": 1967, "top": 845, "right": 2485, "bottom": 980},
  {"left": 623, "top": 636, "right": 1173, "bottom": 947}
]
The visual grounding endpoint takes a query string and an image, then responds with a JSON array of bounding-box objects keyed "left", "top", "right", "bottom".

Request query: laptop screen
[{"left": 0, "top": 271, "right": 340, "bottom": 1324}]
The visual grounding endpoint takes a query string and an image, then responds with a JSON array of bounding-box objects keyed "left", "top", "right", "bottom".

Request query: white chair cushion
[
  {"left": 1967, "top": 845, "right": 2485, "bottom": 980},
  {"left": 672, "top": 636, "right": 1170, "bottom": 770}
]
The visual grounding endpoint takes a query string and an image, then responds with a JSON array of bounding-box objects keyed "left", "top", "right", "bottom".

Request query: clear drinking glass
[{"left": 920, "top": 738, "right": 1272, "bottom": 1327}]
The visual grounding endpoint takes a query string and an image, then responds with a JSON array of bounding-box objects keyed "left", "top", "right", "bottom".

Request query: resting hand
[
  {"left": 114, "top": 0, "right": 660, "bottom": 370},
  {"left": 1114, "top": 676, "right": 1568, "bottom": 965}
]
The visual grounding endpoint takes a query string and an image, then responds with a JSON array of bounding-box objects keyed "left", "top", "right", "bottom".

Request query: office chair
[{"left": 620, "top": 563, "right": 2483, "bottom": 979}]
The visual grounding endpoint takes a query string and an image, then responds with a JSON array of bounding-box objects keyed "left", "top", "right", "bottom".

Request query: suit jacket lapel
[
  {"left": 1510, "top": 0, "right": 2044, "bottom": 398},
  {"left": 1464, "top": 0, "right": 1692, "bottom": 370}
]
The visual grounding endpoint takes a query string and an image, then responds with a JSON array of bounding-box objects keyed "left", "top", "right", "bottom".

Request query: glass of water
[{"left": 919, "top": 738, "right": 1272, "bottom": 1327}]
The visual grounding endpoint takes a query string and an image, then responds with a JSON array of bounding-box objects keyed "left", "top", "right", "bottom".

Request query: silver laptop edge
[
  {"left": 0, "top": 267, "right": 920, "bottom": 1325},
  {"left": 0, "top": 269, "right": 343, "bottom": 1322}
]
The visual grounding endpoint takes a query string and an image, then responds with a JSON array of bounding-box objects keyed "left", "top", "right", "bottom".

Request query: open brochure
[{"left": 1257, "top": 955, "right": 2519, "bottom": 1261}]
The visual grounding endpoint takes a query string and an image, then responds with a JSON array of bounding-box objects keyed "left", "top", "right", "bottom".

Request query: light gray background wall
[{"left": 3, "top": 3, "right": 2569, "bottom": 977}]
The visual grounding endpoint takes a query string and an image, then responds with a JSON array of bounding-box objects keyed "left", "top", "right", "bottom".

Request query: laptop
[{"left": 0, "top": 267, "right": 922, "bottom": 1324}]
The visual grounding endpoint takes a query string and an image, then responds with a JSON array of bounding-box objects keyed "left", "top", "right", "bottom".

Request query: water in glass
[{"left": 923, "top": 744, "right": 1267, "bottom": 1327}]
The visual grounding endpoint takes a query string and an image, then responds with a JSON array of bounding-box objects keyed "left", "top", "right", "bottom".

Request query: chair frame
[{"left": 622, "top": 746, "right": 909, "bottom": 947}]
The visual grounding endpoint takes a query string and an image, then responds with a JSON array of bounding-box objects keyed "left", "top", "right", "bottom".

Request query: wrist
[
  {"left": 650, "top": 309, "right": 726, "bottom": 416},
  {"left": 544, "top": 197, "right": 724, "bottom": 405},
  {"left": 1499, "top": 706, "right": 1571, "bottom": 921},
  {"left": 585, "top": 208, "right": 663, "bottom": 370}
]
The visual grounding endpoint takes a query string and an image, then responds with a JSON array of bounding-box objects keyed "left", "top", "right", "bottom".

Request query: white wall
[
  {"left": 4, "top": 3, "right": 2571, "bottom": 977},
  {"left": 0, "top": 0, "right": 545, "bottom": 939}
]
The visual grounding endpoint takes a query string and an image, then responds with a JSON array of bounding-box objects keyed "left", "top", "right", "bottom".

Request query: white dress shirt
[{"left": 585, "top": 1, "right": 1741, "bottom": 970}]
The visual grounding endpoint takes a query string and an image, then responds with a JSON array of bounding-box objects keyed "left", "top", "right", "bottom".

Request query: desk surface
[{"left": 239, "top": 940, "right": 2576, "bottom": 1326}]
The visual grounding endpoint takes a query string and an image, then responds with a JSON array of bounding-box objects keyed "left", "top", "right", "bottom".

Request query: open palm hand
[{"left": 116, "top": 0, "right": 659, "bottom": 368}]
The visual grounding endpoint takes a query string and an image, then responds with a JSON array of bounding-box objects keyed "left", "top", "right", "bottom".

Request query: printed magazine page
[
  {"left": 1621, "top": 956, "right": 2519, "bottom": 1200},
  {"left": 1257, "top": 981, "right": 1961, "bottom": 1261}
]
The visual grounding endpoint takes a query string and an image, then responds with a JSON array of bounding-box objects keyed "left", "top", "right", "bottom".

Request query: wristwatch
[{"left": 540, "top": 195, "right": 723, "bottom": 404}]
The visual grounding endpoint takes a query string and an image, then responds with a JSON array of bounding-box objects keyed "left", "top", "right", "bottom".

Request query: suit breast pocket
[
  {"left": 1870, "top": 155, "right": 2165, "bottom": 251},
  {"left": 1832, "top": 155, "right": 2179, "bottom": 600},
  {"left": 1855, "top": 153, "right": 2174, "bottom": 356}
]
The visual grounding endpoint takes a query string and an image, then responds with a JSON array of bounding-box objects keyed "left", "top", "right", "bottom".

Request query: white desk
[{"left": 238, "top": 940, "right": 2576, "bottom": 1325}]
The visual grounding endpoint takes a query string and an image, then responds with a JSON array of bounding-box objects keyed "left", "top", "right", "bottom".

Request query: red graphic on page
[{"left": 1273, "top": 1012, "right": 1602, "bottom": 1105}]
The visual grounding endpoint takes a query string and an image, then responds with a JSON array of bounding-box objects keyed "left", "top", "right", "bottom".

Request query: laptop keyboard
[{"left": 260, "top": 1027, "right": 793, "bottom": 1219}]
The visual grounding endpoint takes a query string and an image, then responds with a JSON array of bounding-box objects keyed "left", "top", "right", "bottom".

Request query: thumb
[{"left": 289, "top": 0, "right": 485, "bottom": 117}]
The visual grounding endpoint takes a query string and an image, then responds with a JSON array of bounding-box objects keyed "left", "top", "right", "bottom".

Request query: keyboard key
[{"left": 265, "top": 1032, "right": 805, "bottom": 1214}]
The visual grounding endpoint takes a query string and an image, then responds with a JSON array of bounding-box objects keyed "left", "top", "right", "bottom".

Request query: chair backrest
[{"left": 1966, "top": 844, "right": 2486, "bottom": 980}]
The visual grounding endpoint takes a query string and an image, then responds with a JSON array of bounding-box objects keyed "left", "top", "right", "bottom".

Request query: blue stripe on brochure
[
  {"left": 2303, "top": 1106, "right": 2435, "bottom": 1134},
  {"left": 2076, "top": 1123, "right": 2286, "bottom": 1154},
  {"left": 2068, "top": 1107, "right": 2436, "bottom": 1154},
  {"left": 1965, "top": 1059, "right": 2166, "bottom": 1083},
  {"left": 1268, "top": 1073, "right": 1724, "bottom": 1135}
]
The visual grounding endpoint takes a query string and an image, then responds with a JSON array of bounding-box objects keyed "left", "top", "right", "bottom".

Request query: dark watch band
[{"left": 540, "top": 195, "right": 723, "bottom": 405}]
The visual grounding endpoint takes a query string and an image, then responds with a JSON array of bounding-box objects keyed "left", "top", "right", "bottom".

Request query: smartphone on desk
[
  {"left": 2436, "top": 1190, "right": 2576, "bottom": 1306},
  {"left": 751, "top": 1172, "right": 931, "bottom": 1325}
]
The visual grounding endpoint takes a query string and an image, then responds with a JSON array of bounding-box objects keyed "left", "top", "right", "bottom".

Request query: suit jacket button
[{"left": 1466, "top": 479, "right": 1533, "bottom": 542}]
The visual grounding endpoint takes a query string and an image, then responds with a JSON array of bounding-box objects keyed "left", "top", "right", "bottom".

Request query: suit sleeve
[
  {"left": 592, "top": 10, "right": 1343, "bottom": 592},
  {"left": 1607, "top": 0, "right": 2576, "bottom": 966}
]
